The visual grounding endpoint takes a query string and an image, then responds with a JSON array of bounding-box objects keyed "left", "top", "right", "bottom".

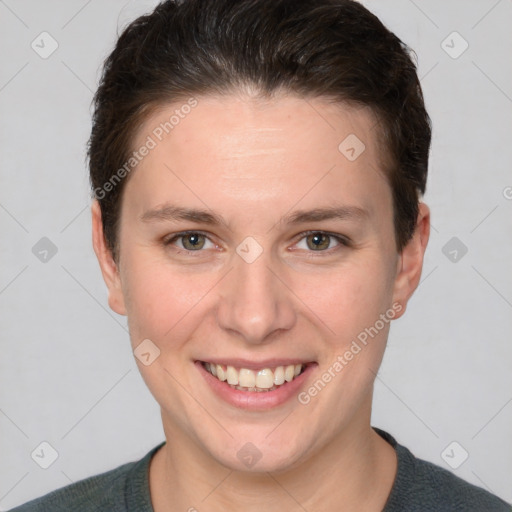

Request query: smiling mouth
[{"left": 201, "top": 362, "right": 306, "bottom": 392}]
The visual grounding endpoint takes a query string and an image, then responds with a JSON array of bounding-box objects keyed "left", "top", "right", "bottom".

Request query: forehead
[{"left": 126, "top": 93, "right": 390, "bottom": 223}]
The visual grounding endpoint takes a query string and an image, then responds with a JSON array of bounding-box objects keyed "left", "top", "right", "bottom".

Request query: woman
[{"left": 11, "top": 0, "right": 510, "bottom": 510}]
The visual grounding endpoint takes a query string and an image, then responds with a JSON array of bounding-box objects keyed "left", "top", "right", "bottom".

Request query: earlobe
[
  {"left": 391, "top": 203, "right": 430, "bottom": 318},
  {"left": 91, "top": 201, "right": 127, "bottom": 316}
]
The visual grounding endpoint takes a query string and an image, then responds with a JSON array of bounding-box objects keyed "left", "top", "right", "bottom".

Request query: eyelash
[
  {"left": 162, "top": 230, "right": 216, "bottom": 255},
  {"left": 293, "top": 230, "right": 351, "bottom": 253},
  {"left": 162, "top": 230, "right": 351, "bottom": 255}
]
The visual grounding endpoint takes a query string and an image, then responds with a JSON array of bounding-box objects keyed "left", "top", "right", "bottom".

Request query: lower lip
[{"left": 196, "top": 361, "right": 316, "bottom": 410}]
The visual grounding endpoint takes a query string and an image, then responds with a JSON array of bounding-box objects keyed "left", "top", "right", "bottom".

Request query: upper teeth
[{"left": 204, "top": 363, "right": 304, "bottom": 389}]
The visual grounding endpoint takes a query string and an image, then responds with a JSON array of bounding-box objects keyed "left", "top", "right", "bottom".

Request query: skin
[{"left": 92, "top": 93, "right": 430, "bottom": 511}]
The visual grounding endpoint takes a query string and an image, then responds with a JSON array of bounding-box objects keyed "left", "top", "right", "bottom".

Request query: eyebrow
[
  {"left": 140, "top": 204, "right": 368, "bottom": 226},
  {"left": 283, "top": 206, "right": 368, "bottom": 224},
  {"left": 140, "top": 205, "right": 224, "bottom": 225}
]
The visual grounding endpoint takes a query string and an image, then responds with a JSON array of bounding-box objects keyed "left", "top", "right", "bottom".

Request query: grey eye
[
  {"left": 305, "top": 233, "right": 331, "bottom": 251},
  {"left": 180, "top": 233, "right": 206, "bottom": 250}
]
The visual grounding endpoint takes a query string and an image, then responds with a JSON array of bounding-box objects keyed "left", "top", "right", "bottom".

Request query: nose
[{"left": 216, "top": 251, "right": 297, "bottom": 345}]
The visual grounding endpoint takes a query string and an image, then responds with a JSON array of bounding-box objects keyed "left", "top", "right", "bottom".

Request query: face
[{"left": 93, "top": 93, "right": 428, "bottom": 472}]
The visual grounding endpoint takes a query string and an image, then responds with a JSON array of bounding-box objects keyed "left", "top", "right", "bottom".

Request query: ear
[
  {"left": 391, "top": 202, "right": 430, "bottom": 318},
  {"left": 91, "top": 200, "right": 127, "bottom": 316}
]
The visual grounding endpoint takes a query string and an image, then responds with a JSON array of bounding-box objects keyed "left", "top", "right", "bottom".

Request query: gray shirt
[{"left": 9, "top": 428, "right": 511, "bottom": 511}]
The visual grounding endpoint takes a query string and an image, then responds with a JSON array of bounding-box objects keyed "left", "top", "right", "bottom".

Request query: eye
[
  {"left": 166, "top": 232, "right": 215, "bottom": 251},
  {"left": 294, "top": 231, "right": 346, "bottom": 252}
]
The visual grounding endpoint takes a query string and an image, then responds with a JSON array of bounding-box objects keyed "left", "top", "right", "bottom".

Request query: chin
[{"left": 196, "top": 424, "right": 315, "bottom": 474}]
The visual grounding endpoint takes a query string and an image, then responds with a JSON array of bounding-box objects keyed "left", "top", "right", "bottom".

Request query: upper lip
[{"left": 198, "top": 358, "right": 315, "bottom": 370}]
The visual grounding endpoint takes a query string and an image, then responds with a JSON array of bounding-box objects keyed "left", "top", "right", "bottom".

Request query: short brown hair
[{"left": 88, "top": 0, "right": 431, "bottom": 261}]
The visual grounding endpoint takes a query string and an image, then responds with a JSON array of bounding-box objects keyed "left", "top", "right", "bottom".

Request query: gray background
[{"left": 1, "top": 0, "right": 511, "bottom": 508}]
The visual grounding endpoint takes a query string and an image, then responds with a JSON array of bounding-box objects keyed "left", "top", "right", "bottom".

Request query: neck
[{"left": 149, "top": 402, "right": 397, "bottom": 512}]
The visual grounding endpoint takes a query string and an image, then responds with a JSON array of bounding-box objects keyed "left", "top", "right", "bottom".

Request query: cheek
[
  {"left": 292, "top": 260, "right": 397, "bottom": 428},
  {"left": 119, "top": 256, "right": 220, "bottom": 409},
  {"left": 291, "top": 255, "right": 396, "bottom": 340},
  {"left": 120, "top": 254, "right": 220, "bottom": 348}
]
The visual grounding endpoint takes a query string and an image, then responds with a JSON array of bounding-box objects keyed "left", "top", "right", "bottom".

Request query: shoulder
[
  {"left": 8, "top": 443, "right": 163, "bottom": 512},
  {"left": 376, "top": 429, "right": 511, "bottom": 512},
  {"left": 394, "top": 450, "right": 511, "bottom": 511}
]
